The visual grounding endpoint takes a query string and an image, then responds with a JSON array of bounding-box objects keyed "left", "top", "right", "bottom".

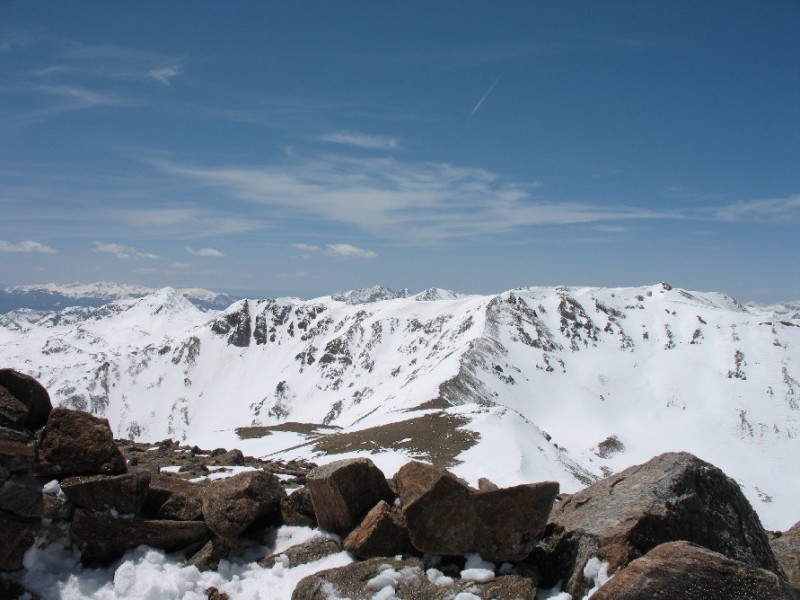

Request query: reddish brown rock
[
  {"left": 771, "top": 522, "right": 800, "bottom": 591},
  {"left": 260, "top": 536, "right": 342, "bottom": 569},
  {"left": 35, "top": 408, "right": 126, "bottom": 477},
  {"left": 306, "top": 458, "right": 393, "bottom": 537},
  {"left": 395, "top": 461, "right": 475, "bottom": 555},
  {"left": 0, "top": 434, "right": 34, "bottom": 475},
  {"left": 533, "top": 452, "right": 784, "bottom": 598},
  {"left": 473, "top": 481, "right": 559, "bottom": 562},
  {"left": 70, "top": 508, "right": 209, "bottom": 564},
  {"left": 143, "top": 473, "right": 204, "bottom": 521},
  {"left": 61, "top": 471, "right": 150, "bottom": 514},
  {"left": 0, "top": 510, "right": 38, "bottom": 571},
  {"left": 591, "top": 541, "right": 791, "bottom": 599},
  {"left": 281, "top": 486, "right": 317, "bottom": 528},
  {"left": 343, "top": 500, "right": 409, "bottom": 559},
  {"left": 0, "top": 387, "right": 28, "bottom": 430},
  {"left": 201, "top": 470, "right": 286, "bottom": 538},
  {"left": 0, "top": 369, "right": 52, "bottom": 430}
]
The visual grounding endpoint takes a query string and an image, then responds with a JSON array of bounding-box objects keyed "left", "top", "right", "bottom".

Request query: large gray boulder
[
  {"left": 35, "top": 408, "right": 126, "bottom": 477},
  {"left": 201, "top": 470, "right": 286, "bottom": 538},
  {"left": 305, "top": 458, "right": 393, "bottom": 537},
  {"left": 591, "top": 541, "right": 794, "bottom": 600},
  {"left": 533, "top": 451, "right": 785, "bottom": 598},
  {"left": 0, "top": 369, "right": 52, "bottom": 430}
]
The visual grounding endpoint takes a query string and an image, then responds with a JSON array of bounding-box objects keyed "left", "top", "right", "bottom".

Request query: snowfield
[{"left": 1, "top": 282, "right": 799, "bottom": 533}]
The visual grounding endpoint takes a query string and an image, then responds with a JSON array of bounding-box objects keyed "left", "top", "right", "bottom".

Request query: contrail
[{"left": 471, "top": 76, "right": 501, "bottom": 115}]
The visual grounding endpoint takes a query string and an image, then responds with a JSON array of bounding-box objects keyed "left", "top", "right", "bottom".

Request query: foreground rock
[
  {"left": 306, "top": 458, "right": 393, "bottom": 537},
  {"left": 0, "top": 510, "right": 38, "bottom": 571},
  {"left": 533, "top": 451, "right": 785, "bottom": 597},
  {"left": 772, "top": 522, "right": 800, "bottom": 591},
  {"left": 143, "top": 473, "right": 204, "bottom": 521},
  {"left": 591, "top": 541, "right": 793, "bottom": 599},
  {"left": 260, "top": 536, "right": 342, "bottom": 569},
  {"left": 343, "top": 500, "right": 409, "bottom": 559},
  {"left": 292, "top": 556, "right": 537, "bottom": 600},
  {"left": 201, "top": 470, "right": 286, "bottom": 538},
  {"left": 0, "top": 368, "right": 52, "bottom": 430},
  {"left": 70, "top": 508, "right": 209, "bottom": 563},
  {"left": 35, "top": 408, "right": 126, "bottom": 476},
  {"left": 61, "top": 471, "right": 150, "bottom": 514}
]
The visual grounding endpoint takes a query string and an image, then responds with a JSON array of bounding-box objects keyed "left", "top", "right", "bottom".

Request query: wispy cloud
[
  {"left": 116, "top": 208, "right": 262, "bottom": 238},
  {"left": 170, "top": 261, "right": 192, "bottom": 269},
  {"left": 325, "top": 243, "right": 376, "bottom": 259},
  {"left": 0, "top": 240, "right": 57, "bottom": 253},
  {"left": 156, "top": 154, "right": 668, "bottom": 241},
  {"left": 92, "top": 241, "right": 159, "bottom": 260},
  {"left": 321, "top": 131, "right": 399, "bottom": 150},
  {"left": 292, "top": 243, "right": 321, "bottom": 253},
  {"left": 703, "top": 194, "right": 800, "bottom": 223},
  {"left": 185, "top": 246, "right": 224, "bottom": 257},
  {"left": 148, "top": 64, "right": 181, "bottom": 85}
]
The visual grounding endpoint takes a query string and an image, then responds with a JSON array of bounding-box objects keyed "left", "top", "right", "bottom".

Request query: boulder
[
  {"left": 0, "top": 510, "right": 39, "bottom": 571},
  {"left": 260, "top": 535, "right": 342, "bottom": 569},
  {"left": 201, "top": 470, "right": 286, "bottom": 538},
  {"left": 186, "top": 537, "right": 244, "bottom": 572},
  {"left": 473, "top": 481, "right": 559, "bottom": 562},
  {"left": 306, "top": 458, "right": 393, "bottom": 537},
  {"left": 0, "top": 387, "right": 28, "bottom": 430},
  {"left": 0, "top": 369, "right": 52, "bottom": 430},
  {"left": 70, "top": 508, "right": 209, "bottom": 564},
  {"left": 281, "top": 486, "right": 317, "bottom": 528},
  {"left": 343, "top": 500, "right": 410, "bottom": 559},
  {"left": 291, "top": 556, "right": 538, "bottom": 600},
  {"left": 394, "top": 461, "right": 475, "bottom": 555},
  {"left": 210, "top": 448, "right": 244, "bottom": 466},
  {"left": 0, "top": 476, "right": 72, "bottom": 520},
  {"left": 533, "top": 451, "right": 784, "bottom": 598},
  {"left": 0, "top": 434, "right": 34, "bottom": 475},
  {"left": 771, "top": 522, "right": 800, "bottom": 591},
  {"left": 143, "top": 473, "right": 204, "bottom": 521},
  {"left": 35, "top": 408, "right": 126, "bottom": 477},
  {"left": 61, "top": 471, "right": 150, "bottom": 514},
  {"left": 591, "top": 541, "right": 792, "bottom": 599}
]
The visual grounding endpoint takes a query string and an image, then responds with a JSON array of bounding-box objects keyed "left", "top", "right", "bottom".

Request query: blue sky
[{"left": 1, "top": 2, "right": 799, "bottom": 302}]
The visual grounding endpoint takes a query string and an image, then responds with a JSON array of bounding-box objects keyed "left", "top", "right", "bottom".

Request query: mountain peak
[{"left": 330, "top": 285, "right": 410, "bottom": 304}]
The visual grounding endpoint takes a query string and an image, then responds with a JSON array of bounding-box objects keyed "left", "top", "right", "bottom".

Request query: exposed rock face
[
  {"left": 35, "top": 408, "right": 126, "bottom": 477},
  {"left": 305, "top": 458, "right": 393, "bottom": 537},
  {"left": 201, "top": 470, "right": 286, "bottom": 538},
  {"left": 0, "top": 474, "right": 72, "bottom": 519},
  {"left": 0, "top": 386, "right": 28, "bottom": 430},
  {"left": 61, "top": 471, "right": 150, "bottom": 514},
  {"left": 0, "top": 368, "right": 52, "bottom": 430},
  {"left": 291, "top": 556, "right": 538, "bottom": 600},
  {"left": 0, "top": 510, "right": 38, "bottom": 571},
  {"left": 534, "top": 451, "right": 784, "bottom": 597},
  {"left": 395, "top": 460, "right": 476, "bottom": 555},
  {"left": 473, "top": 481, "right": 559, "bottom": 562},
  {"left": 772, "top": 522, "right": 800, "bottom": 591},
  {"left": 260, "top": 536, "right": 342, "bottom": 569},
  {"left": 343, "top": 500, "right": 409, "bottom": 559},
  {"left": 143, "top": 473, "right": 204, "bottom": 521},
  {"left": 70, "top": 508, "right": 209, "bottom": 563},
  {"left": 0, "top": 434, "right": 34, "bottom": 476},
  {"left": 591, "top": 541, "right": 791, "bottom": 600}
]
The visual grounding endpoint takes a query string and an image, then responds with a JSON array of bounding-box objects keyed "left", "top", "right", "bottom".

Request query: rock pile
[{"left": 1, "top": 369, "right": 799, "bottom": 599}]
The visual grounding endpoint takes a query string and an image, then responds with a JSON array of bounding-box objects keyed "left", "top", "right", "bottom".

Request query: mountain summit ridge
[{"left": 1, "top": 281, "right": 798, "bottom": 529}]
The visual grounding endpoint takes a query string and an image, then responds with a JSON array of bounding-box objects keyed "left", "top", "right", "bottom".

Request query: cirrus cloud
[
  {"left": 92, "top": 241, "right": 159, "bottom": 260},
  {"left": 0, "top": 239, "right": 57, "bottom": 253},
  {"left": 325, "top": 244, "right": 376, "bottom": 259},
  {"left": 185, "top": 246, "right": 224, "bottom": 257}
]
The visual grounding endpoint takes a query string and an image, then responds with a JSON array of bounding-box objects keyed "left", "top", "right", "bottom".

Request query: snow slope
[{"left": 1, "top": 282, "right": 798, "bottom": 529}]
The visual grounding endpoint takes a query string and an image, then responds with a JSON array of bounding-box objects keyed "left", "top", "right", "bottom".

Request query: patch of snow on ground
[{"left": 581, "top": 557, "right": 611, "bottom": 599}]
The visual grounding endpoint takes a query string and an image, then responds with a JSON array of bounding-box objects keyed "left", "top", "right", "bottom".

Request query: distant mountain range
[
  {"left": 0, "top": 282, "right": 237, "bottom": 312},
  {"left": 0, "top": 281, "right": 798, "bottom": 529}
]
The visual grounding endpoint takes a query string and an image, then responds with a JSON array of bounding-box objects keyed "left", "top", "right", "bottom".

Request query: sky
[{"left": 1, "top": 1, "right": 799, "bottom": 303}]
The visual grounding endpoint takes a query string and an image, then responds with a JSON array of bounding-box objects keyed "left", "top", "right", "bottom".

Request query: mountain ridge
[{"left": 1, "top": 281, "right": 798, "bottom": 529}]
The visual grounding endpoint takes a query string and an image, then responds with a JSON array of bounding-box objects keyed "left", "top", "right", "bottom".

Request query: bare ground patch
[{"left": 235, "top": 422, "right": 341, "bottom": 439}]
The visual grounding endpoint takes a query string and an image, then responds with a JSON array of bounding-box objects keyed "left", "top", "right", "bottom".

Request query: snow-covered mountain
[
  {"left": 0, "top": 281, "right": 236, "bottom": 312},
  {"left": 1, "top": 282, "right": 798, "bottom": 529}
]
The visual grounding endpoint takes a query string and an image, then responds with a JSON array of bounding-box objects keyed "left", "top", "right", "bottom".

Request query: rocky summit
[{"left": 1, "top": 374, "right": 799, "bottom": 598}]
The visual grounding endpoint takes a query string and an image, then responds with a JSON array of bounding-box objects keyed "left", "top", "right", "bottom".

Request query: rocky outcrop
[
  {"left": 260, "top": 536, "right": 342, "bottom": 569},
  {"left": 35, "top": 407, "right": 126, "bottom": 476},
  {"left": 305, "top": 457, "right": 394, "bottom": 536},
  {"left": 143, "top": 473, "right": 204, "bottom": 521},
  {"left": 533, "top": 451, "right": 784, "bottom": 597},
  {"left": 591, "top": 541, "right": 792, "bottom": 599},
  {"left": 343, "top": 500, "right": 410, "bottom": 559},
  {"left": 61, "top": 471, "right": 150, "bottom": 514},
  {"left": 0, "top": 510, "right": 38, "bottom": 571}
]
